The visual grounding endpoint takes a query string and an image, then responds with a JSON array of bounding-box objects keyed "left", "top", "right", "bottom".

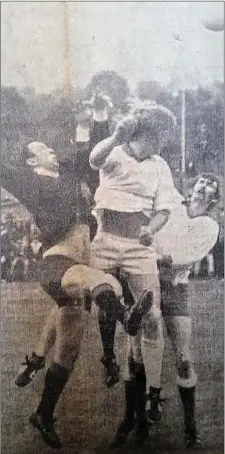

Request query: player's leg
[
  {"left": 61, "top": 260, "right": 152, "bottom": 391},
  {"left": 61, "top": 263, "right": 152, "bottom": 336},
  {"left": 15, "top": 256, "right": 77, "bottom": 388},
  {"left": 27, "top": 256, "right": 85, "bottom": 448},
  {"left": 141, "top": 257, "right": 173, "bottom": 423},
  {"left": 163, "top": 283, "right": 202, "bottom": 449},
  {"left": 31, "top": 302, "right": 86, "bottom": 449},
  {"left": 127, "top": 265, "right": 164, "bottom": 425},
  {"left": 15, "top": 306, "right": 57, "bottom": 387},
  {"left": 88, "top": 230, "right": 153, "bottom": 382},
  {"left": 99, "top": 270, "right": 135, "bottom": 388},
  {"left": 119, "top": 269, "right": 158, "bottom": 445},
  {"left": 61, "top": 258, "right": 124, "bottom": 389},
  {"left": 111, "top": 334, "right": 149, "bottom": 449}
]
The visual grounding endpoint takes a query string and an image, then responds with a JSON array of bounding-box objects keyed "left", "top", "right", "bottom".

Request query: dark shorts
[{"left": 38, "top": 255, "right": 77, "bottom": 307}]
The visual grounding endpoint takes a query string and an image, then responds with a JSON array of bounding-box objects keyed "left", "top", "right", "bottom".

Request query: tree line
[{"left": 2, "top": 70, "right": 224, "bottom": 179}]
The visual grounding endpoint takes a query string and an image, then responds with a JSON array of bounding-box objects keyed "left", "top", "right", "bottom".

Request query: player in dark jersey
[{"left": 3, "top": 133, "right": 151, "bottom": 448}]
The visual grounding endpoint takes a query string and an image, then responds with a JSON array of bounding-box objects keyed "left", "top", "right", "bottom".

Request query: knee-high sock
[
  {"left": 178, "top": 385, "right": 196, "bottom": 433},
  {"left": 37, "top": 362, "right": 70, "bottom": 423},
  {"left": 135, "top": 363, "right": 147, "bottom": 424},
  {"left": 124, "top": 379, "right": 136, "bottom": 423},
  {"left": 98, "top": 309, "right": 116, "bottom": 359}
]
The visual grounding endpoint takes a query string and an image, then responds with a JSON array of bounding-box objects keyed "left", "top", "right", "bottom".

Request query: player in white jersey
[
  {"left": 59, "top": 103, "right": 177, "bottom": 391},
  {"left": 111, "top": 173, "right": 220, "bottom": 449}
]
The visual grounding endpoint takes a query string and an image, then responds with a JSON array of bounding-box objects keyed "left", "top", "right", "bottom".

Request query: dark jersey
[
  {"left": 1, "top": 120, "right": 109, "bottom": 250},
  {"left": 1, "top": 162, "right": 91, "bottom": 250},
  {"left": 76, "top": 119, "right": 110, "bottom": 194}
]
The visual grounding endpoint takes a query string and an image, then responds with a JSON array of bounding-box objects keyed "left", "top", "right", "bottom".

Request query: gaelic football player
[
  {"left": 111, "top": 173, "right": 219, "bottom": 449},
  {"left": 3, "top": 135, "right": 151, "bottom": 448}
]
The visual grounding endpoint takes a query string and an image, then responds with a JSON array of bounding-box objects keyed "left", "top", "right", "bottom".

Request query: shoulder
[
  {"left": 152, "top": 155, "right": 172, "bottom": 171},
  {"left": 103, "top": 144, "right": 125, "bottom": 165},
  {"left": 151, "top": 155, "right": 174, "bottom": 181}
]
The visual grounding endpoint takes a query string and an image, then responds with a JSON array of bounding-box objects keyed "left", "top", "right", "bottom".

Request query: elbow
[{"left": 89, "top": 154, "right": 100, "bottom": 171}]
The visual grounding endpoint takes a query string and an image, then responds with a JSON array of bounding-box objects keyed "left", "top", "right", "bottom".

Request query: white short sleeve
[{"left": 153, "top": 156, "right": 175, "bottom": 213}]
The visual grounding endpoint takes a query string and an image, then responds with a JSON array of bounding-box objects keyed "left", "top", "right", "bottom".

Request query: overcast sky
[{"left": 2, "top": 2, "right": 224, "bottom": 93}]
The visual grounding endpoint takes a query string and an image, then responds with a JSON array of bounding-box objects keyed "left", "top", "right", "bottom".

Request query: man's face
[
  {"left": 192, "top": 176, "right": 218, "bottom": 204},
  {"left": 27, "top": 143, "right": 59, "bottom": 172},
  {"left": 188, "top": 176, "right": 219, "bottom": 217},
  {"left": 38, "top": 147, "right": 59, "bottom": 172}
]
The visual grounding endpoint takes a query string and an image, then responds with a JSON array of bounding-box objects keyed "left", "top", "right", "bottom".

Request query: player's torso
[
  {"left": 101, "top": 146, "right": 158, "bottom": 195},
  {"left": 34, "top": 174, "right": 90, "bottom": 249},
  {"left": 94, "top": 147, "right": 160, "bottom": 215}
]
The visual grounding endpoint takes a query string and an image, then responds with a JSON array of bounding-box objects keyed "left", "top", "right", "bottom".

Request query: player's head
[
  {"left": 185, "top": 173, "right": 220, "bottom": 217},
  {"left": 26, "top": 141, "right": 59, "bottom": 173},
  {"left": 129, "top": 101, "right": 177, "bottom": 160}
]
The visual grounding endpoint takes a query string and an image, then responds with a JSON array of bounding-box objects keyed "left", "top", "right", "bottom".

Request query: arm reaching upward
[{"left": 89, "top": 116, "right": 137, "bottom": 170}]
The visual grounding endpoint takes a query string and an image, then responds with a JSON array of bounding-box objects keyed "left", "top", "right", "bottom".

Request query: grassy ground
[{"left": 1, "top": 279, "right": 224, "bottom": 454}]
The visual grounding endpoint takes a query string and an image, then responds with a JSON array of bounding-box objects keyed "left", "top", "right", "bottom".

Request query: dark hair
[{"left": 198, "top": 173, "right": 220, "bottom": 200}]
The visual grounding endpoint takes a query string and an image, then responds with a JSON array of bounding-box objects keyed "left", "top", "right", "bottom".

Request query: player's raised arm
[{"left": 89, "top": 116, "right": 138, "bottom": 170}]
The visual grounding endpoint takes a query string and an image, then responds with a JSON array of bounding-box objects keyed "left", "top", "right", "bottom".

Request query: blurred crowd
[{"left": 1, "top": 214, "right": 42, "bottom": 282}]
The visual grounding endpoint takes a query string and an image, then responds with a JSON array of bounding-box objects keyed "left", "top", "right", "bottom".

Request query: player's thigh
[
  {"left": 61, "top": 264, "right": 123, "bottom": 299},
  {"left": 126, "top": 272, "right": 160, "bottom": 309},
  {"left": 90, "top": 232, "right": 118, "bottom": 271},
  {"left": 38, "top": 255, "right": 76, "bottom": 307}
]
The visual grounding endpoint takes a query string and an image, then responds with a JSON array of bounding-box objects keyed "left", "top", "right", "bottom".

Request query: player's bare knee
[
  {"left": 61, "top": 265, "right": 90, "bottom": 299},
  {"left": 177, "top": 359, "right": 192, "bottom": 379},
  {"left": 142, "top": 308, "right": 164, "bottom": 344},
  {"left": 177, "top": 358, "right": 198, "bottom": 387}
]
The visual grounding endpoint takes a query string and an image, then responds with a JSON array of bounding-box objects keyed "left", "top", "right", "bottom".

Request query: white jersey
[
  {"left": 93, "top": 145, "right": 174, "bottom": 218},
  {"left": 153, "top": 187, "right": 219, "bottom": 266}
]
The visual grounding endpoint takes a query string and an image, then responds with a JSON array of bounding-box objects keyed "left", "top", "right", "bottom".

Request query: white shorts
[{"left": 90, "top": 231, "right": 159, "bottom": 276}]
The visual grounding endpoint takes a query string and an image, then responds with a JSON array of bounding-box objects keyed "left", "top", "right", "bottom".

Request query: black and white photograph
[{"left": 1, "top": 2, "right": 224, "bottom": 453}]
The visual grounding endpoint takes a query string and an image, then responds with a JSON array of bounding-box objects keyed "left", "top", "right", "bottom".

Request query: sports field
[{"left": 1, "top": 279, "right": 224, "bottom": 454}]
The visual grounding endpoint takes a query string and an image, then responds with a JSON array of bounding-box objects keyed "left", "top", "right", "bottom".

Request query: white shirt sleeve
[{"left": 153, "top": 157, "right": 175, "bottom": 213}]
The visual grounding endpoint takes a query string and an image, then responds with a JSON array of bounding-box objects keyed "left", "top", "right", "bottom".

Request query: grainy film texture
[{"left": 1, "top": 2, "right": 224, "bottom": 454}]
